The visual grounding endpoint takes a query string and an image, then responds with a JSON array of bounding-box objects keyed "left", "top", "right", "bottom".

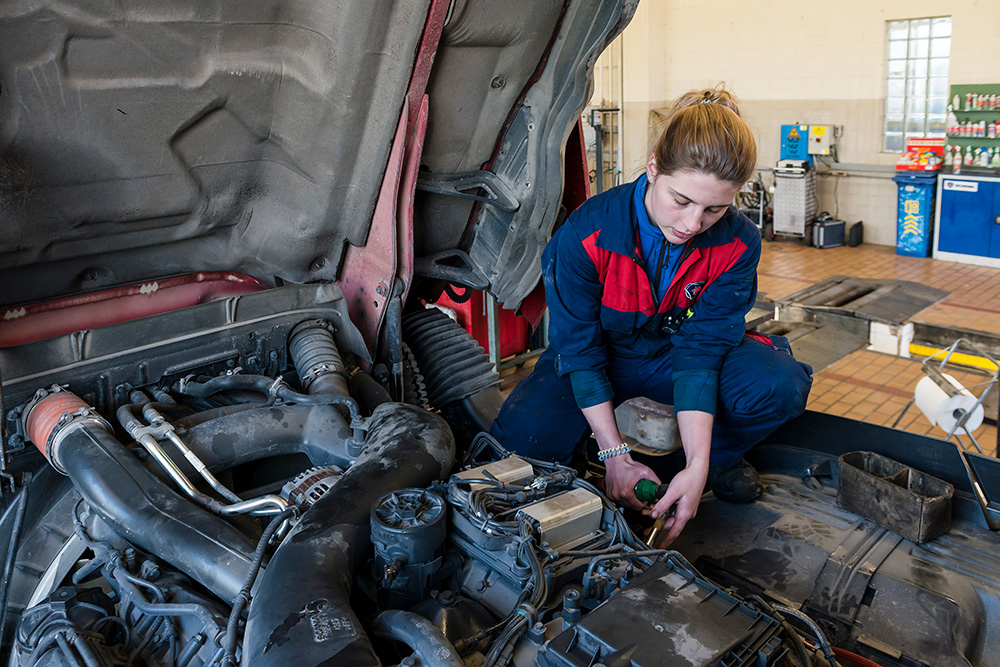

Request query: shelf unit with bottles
[{"left": 946, "top": 84, "right": 1000, "bottom": 174}]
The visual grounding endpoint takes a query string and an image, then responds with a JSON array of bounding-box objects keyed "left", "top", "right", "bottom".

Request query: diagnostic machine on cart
[{"left": 773, "top": 124, "right": 836, "bottom": 240}]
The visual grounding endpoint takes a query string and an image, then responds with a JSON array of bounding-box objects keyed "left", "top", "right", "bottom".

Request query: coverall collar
[{"left": 594, "top": 175, "right": 740, "bottom": 259}]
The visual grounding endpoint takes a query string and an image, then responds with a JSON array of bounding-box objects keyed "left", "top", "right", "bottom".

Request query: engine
[{"left": 0, "top": 284, "right": 787, "bottom": 666}]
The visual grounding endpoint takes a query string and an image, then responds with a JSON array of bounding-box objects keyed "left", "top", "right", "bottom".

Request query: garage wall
[{"left": 618, "top": 0, "right": 1000, "bottom": 246}]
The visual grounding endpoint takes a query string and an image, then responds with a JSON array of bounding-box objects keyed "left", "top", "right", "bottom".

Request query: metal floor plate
[
  {"left": 778, "top": 275, "right": 948, "bottom": 325},
  {"left": 756, "top": 320, "right": 868, "bottom": 372}
]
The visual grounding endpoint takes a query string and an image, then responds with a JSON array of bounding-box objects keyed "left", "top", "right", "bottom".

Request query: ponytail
[{"left": 651, "top": 85, "right": 757, "bottom": 186}]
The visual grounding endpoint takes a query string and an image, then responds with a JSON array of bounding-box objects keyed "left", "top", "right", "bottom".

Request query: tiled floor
[
  {"left": 757, "top": 241, "right": 1000, "bottom": 334},
  {"left": 499, "top": 240, "right": 1000, "bottom": 456},
  {"left": 758, "top": 240, "right": 999, "bottom": 456}
]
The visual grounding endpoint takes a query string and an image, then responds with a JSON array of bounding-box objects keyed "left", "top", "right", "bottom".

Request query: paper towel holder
[{"left": 893, "top": 338, "right": 999, "bottom": 454}]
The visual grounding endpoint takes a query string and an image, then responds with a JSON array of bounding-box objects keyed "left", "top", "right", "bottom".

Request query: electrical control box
[
  {"left": 808, "top": 125, "right": 836, "bottom": 155},
  {"left": 454, "top": 456, "right": 533, "bottom": 490},
  {"left": 518, "top": 488, "right": 602, "bottom": 548},
  {"left": 780, "top": 124, "right": 811, "bottom": 162}
]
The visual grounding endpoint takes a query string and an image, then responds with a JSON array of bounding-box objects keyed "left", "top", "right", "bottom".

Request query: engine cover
[{"left": 537, "top": 559, "right": 784, "bottom": 667}]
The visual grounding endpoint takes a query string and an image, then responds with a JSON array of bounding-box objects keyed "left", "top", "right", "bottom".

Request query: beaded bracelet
[{"left": 597, "top": 442, "right": 631, "bottom": 462}]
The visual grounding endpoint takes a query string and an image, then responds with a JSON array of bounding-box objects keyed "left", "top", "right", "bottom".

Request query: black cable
[
  {"left": 747, "top": 594, "right": 812, "bottom": 667},
  {"left": 220, "top": 506, "right": 299, "bottom": 667}
]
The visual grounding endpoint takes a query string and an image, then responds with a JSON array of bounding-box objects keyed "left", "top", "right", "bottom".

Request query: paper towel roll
[{"left": 914, "top": 373, "right": 985, "bottom": 435}]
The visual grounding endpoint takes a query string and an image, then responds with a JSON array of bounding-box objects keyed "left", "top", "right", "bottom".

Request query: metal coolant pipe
[
  {"left": 22, "top": 387, "right": 257, "bottom": 604},
  {"left": 241, "top": 403, "right": 455, "bottom": 666}
]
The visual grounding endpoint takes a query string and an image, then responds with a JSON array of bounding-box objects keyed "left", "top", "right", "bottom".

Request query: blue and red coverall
[{"left": 492, "top": 176, "right": 813, "bottom": 469}]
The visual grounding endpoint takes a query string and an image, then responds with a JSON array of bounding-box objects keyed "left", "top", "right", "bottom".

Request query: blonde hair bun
[{"left": 651, "top": 84, "right": 757, "bottom": 186}]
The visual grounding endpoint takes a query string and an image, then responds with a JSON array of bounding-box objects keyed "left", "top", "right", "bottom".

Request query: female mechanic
[{"left": 491, "top": 86, "right": 813, "bottom": 546}]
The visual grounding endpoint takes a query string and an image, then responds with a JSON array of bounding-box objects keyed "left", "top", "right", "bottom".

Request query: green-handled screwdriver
[
  {"left": 634, "top": 479, "right": 675, "bottom": 546},
  {"left": 634, "top": 479, "right": 667, "bottom": 503}
]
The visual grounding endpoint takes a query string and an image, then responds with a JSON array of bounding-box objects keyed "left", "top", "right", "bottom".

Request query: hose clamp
[
  {"left": 514, "top": 603, "right": 537, "bottom": 624},
  {"left": 267, "top": 376, "right": 286, "bottom": 403},
  {"left": 22, "top": 386, "right": 112, "bottom": 474}
]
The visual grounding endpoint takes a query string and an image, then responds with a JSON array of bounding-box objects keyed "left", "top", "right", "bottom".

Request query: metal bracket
[
  {"left": 416, "top": 170, "right": 520, "bottom": 213},
  {"left": 413, "top": 249, "right": 490, "bottom": 291}
]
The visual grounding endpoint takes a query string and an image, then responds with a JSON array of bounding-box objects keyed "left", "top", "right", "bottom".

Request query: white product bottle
[
  {"left": 981, "top": 147, "right": 991, "bottom": 167},
  {"left": 965, "top": 147, "right": 976, "bottom": 166},
  {"left": 944, "top": 145, "right": 954, "bottom": 167}
]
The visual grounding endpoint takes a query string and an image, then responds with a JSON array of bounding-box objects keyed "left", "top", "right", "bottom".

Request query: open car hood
[{"left": 0, "top": 0, "right": 635, "bottom": 311}]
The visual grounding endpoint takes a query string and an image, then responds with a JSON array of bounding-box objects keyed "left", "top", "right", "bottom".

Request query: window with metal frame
[{"left": 883, "top": 16, "right": 951, "bottom": 153}]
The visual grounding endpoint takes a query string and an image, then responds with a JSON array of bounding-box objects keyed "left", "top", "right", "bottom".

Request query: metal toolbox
[{"left": 837, "top": 450, "right": 953, "bottom": 543}]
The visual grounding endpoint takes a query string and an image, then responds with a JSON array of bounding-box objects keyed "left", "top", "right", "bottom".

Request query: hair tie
[{"left": 700, "top": 98, "right": 715, "bottom": 104}]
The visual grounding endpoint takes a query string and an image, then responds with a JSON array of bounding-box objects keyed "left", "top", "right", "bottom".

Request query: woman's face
[{"left": 644, "top": 157, "right": 741, "bottom": 244}]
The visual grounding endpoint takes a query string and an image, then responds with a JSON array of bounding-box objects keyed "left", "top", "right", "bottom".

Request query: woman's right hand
[{"left": 602, "top": 454, "right": 661, "bottom": 511}]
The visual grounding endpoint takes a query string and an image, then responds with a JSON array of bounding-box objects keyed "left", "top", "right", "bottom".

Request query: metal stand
[
  {"left": 587, "top": 107, "right": 620, "bottom": 195},
  {"left": 486, "top": 295, "right": 547, "bottom": 374},
  {"left": 893, "top": 338, "right": 999, "bottom": 454},
  {"left": 893, "top": 339, "right": 1000, "bottom": 531}
]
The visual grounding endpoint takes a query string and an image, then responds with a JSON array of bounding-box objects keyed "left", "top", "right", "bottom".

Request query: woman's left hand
[{"left": 649, "top": 463, "right": 709, "bottom": 547}]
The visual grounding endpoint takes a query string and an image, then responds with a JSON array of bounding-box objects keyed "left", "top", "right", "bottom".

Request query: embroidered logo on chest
[{"left": 683, "top": 281, "right": 706, "bottom": 300}]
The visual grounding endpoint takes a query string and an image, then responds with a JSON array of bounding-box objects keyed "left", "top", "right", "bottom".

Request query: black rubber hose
[
  {"left": 177, "top": 404, "right": 358, "bottom": 471},
  {"left": 242, "top": 403, "right": 455, "bottom": 667},
  {"left": 372, "top": 610, "right": 463, "bottom": 667},
  {"left": 178, "top": 375, "right": 359, "bottom": 415},
  {"left": 350, "top": 370, "right": 393, "bottom": 415},
  {"left": 288, "top": 321, "right": 350, "bottom": 397},
  {"left": 56, "top": 422, "right": 256, "bottom": 603}
]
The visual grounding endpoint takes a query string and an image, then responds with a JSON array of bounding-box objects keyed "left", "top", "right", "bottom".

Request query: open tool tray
[{"left": 837, "top": 451, "right": 954, "bottom": 543}]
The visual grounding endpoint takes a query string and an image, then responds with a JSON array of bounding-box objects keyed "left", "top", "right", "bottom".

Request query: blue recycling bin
[{"left": 893, "top": 172, "right": 938, "bottom": 257}]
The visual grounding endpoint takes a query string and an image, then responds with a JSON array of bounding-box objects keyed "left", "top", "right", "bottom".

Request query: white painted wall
[{"left": 615, "top": 0, "right": 1000, "bottom": 246}]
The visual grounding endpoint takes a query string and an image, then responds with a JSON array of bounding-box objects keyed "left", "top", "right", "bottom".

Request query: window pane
[
  {"left": 911, "top": 19, "right": 931, "bottom": 39},
  {"left": 931, "top": 17, "right": 951, "bottom": 37},
  {"left": 888, "top": 41, "right": 907, "bottom": 60},
  {"left": 909, "top": 39, "right": 929, "bottom": 59},
  {"left": 889, "top": 21, "right": 909, "bottom": 41},
  {"left": 907, "top": 60, "right": 928, "bottom": 79},
  {"left": 929, "top": 78, "right": 949, "bottom": 96},
  {"left": 931, "top": 37, "right": 951, "bottom": 58},
  {"left": 887, "top": 59, "right": 906, "bottom": 78},
  {"left": 883, "top": 17, "right": 949, "bottom": 153},
  {"left": 929, "top": 58, "right": 949, "bottom": 77},
  {"left": 907, "top": 79, "right": 927, "bottom": 97}
]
